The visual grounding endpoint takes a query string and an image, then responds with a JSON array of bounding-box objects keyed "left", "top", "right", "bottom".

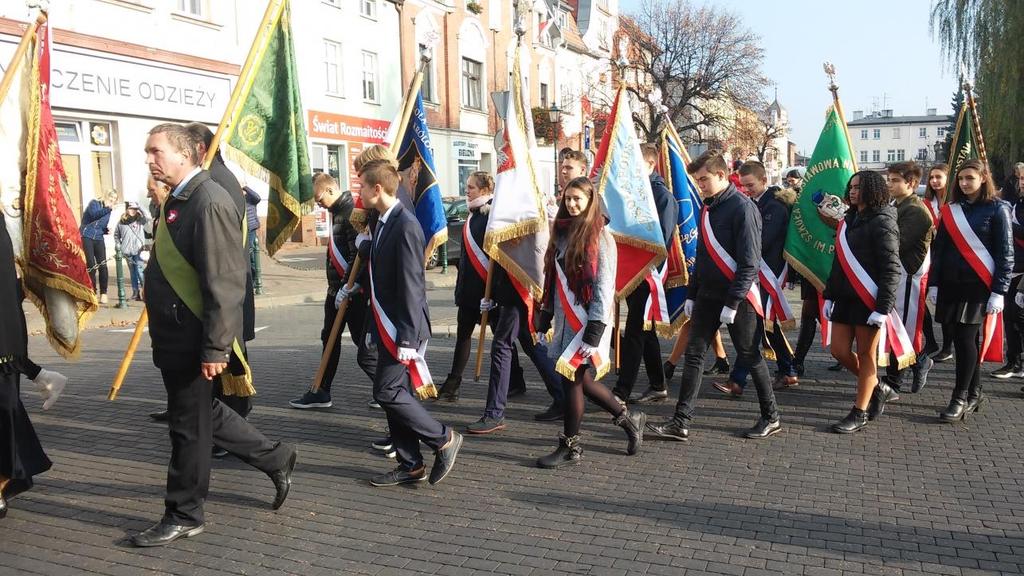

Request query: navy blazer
[{"left": 369, "top": 202, "right": 431, "bottom": 348}]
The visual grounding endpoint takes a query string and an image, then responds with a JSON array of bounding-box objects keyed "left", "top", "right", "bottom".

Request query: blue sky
[{"left": 617, "top": 0, "right": 957, "bottom": 154}]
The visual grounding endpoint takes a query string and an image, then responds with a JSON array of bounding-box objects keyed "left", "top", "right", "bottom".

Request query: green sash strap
[{"left": 155, "top": 199, "right": 255, "bottom": 396}]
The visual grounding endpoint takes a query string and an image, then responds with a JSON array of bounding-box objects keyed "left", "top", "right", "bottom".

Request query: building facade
[{"left": 848, "top": 109, "right": 952, "bottom": 171}]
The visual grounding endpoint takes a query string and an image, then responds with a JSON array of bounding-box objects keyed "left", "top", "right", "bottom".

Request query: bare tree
[
  {"left": 618, "top": 0, "right": 767, "bottom": 142},
  {"left": 730, "top": 103, "right": 788, "bottom": 162}
]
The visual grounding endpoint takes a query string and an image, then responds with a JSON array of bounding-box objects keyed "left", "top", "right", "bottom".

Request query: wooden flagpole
[
  {"left": 0, "top": 13, "right": 46, "bottom": 104},
  {"left": 474, "top": 262, "right": 495, "bottom": 381},
  {"left": 108, "top": 0, "right": 286, "bottom": 401}
]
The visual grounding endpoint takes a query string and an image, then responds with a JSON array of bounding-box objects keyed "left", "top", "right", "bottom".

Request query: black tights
[
  {"left": 951, "top": 323, "right": 982, "bottom": 400},
  {"left": 563, "top": 365, "right": 624, "bottom": 437}
]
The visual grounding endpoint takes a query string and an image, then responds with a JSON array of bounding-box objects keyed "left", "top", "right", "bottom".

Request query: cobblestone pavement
[{"left": 4, "top": 298, "right": 1024, "bottom": 576}]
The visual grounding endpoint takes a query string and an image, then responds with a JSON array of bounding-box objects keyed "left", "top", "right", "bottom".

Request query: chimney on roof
[
  {"left": 882, "top": 109, "right": 893, "bottom": 118},
  {"left": 853, "top": 110, "right": 863, "bottom": 120},
  {"left": 927, "top": 108, "right": 937, "bottom": 116}
]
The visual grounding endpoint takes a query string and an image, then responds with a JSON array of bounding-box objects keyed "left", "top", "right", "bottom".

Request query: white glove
[
  {"left": 823, "top": 299, "right": 834, "bottom": 320},
  {"left": 719, "top": 306, "right": 737, "bottom": 325},
  {"left": 866, "top": 311, "right": 886, "bottom": 328},
  {"left": 1015, "top": 292, "right": 1024, "bottom": 309},
  {"left": 479, "top": 298, "right": 496, "bottom": 312},
  {"left": 987, "top": 293, "right": 1005, "bottom": 314},
  {"left": 356, "top": 232, "right": 371, "bottom": 248},
  {"left": 334, "top": 283, "right": 359, "bottom": 308},
  {"left": 683, "top": 299, "right": 695, "bottom": 318},
  {"left": 397, "top": 347, "right": 417, "bottom": 361},
  {"left": 33, "top": 369, "right": 67, "bottom": 410},
  {"left": 579, "top": 343, "right": 597, "bottom": 359},
  {"left": 139, "top": 249, "right": 150, "bottom": 263},
  {"left": 534, "top": 332, "right": 548, "bottom": 344},
  {"left": 927, "top": 287, "right": 938, "bottom": 305}
]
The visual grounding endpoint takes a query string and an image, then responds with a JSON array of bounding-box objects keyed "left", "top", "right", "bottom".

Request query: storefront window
[{"left": 457, "top": 159, "right": 478, "bottom": 196}]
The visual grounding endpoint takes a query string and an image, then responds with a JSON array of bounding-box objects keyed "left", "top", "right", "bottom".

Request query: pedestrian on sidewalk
[
  {"left": 114, "top": 201, "right": 149, "bottom": 301},
  {"left": 80, "top": 190, "right": 116, "bottom": 304},
  {"left": 534, "top": 176, "right": 645, "bottom": 468}
]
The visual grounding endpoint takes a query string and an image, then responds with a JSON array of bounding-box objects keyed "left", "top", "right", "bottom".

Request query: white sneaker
[{"left": 99, "top": 294, "right": 108, "bottom": 304}]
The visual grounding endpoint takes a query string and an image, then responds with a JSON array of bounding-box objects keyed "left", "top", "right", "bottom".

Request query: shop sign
[{"left": 307, "top": 110, "right": 390, "bottom": 144}]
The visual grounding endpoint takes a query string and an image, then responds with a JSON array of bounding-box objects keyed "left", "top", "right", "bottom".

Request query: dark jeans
[
  {"left": 318, "top": 293, "right": 377, "bottom": 394},
  {"left": 485, "top": 302, "right": 561, "bottom": 419},
  {"left": 794, "top": 297, "right": 819, "bottom": 364},
  {"left": 161, "top": 365, "right": 293, "bottom": 526},
  {"left": 613, "top": 282, "right": 665, "bottom": 397},
  {"left": 449, "top": 306, "right": 521, "bottom": 380},
  {"left": 83, "top": 237, "right": 108, "bottom": 293},
  {"left": 673, "top": 298, "right": 779, "bottom": 423},
  {"left": 372, "top": 353, "right": 448, "bottom": 470},
  {"left": 730, "top": 320, "right": 795, "bottom": 389},
  {"left": 1005, "top": 275, "right": 1024, "bottom": 361}
]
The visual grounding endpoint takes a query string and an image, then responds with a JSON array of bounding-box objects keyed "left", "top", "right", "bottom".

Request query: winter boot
[
  {"left": 613, "top": 409, "right": 646, "bottom": 456},
  {"left": 537, "top": 434, "right": 582, "bottom": 468}
]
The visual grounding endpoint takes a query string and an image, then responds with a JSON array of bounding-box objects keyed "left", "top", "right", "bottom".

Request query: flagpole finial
[
  {"left": 823, "top": 61, "right": 837, "bottom": 93},
  {"left": 26, "top": 0, "right": 48, "bottom": 12}
]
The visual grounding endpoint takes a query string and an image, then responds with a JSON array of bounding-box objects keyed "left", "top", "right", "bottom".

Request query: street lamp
[{"left": 548, "top": 102, "right": 562, "bottom": 194}]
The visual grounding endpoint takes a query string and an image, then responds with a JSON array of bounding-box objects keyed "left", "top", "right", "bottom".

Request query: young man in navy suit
[{"left": 357, "top": 159, "right": 462, "bottom": 486}]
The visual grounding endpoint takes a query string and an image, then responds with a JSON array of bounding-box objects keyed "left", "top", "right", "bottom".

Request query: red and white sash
[
  {"left": 368, "top": 259, "right": 436, "bottom": 399},
  {"left": 700, "top": 208, "right": 763, "bottom": 316},
  {"left": 925, "top": 197, "right": 941, "bottom": 226},
  {"left": 835, "top": 221, "right": 916, "bottom": 367},
  {"left": 940, "top": 203, "right": 1004, "bottom": 363},
  {"left": 817, "top": 292, "right": 832, "bottom": 348},
  {"left": 553, "top": 261, "right": 613, "bottom": 380},
  {"left": 895, "top": 252, "right": 930, "bottom": 353},
  {"left": 328, "top": 230, "right": 350, "bottom": 278},
  {"left": 643, "top": 262, "right": 670, "bottom": 327},
  {"left": 759, "top": 261, "right": 794, "bottom": 326},
  {"left": 462, "top": 212, "right": 489, "bottom": 281}
]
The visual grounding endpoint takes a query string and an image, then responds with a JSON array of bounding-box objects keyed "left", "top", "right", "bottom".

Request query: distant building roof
[{"left": 848, "top": 114, "right": 953, "bottom": 126}]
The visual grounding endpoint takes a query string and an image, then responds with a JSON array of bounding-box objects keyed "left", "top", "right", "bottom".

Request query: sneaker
[
  {"left": 744, "top": 418, "right": 781, "bottom": 439},
  {"left": 385, "top": 449, "right": 397, "bottom": 459},
  {"left": 99, "top": 294, "right": 108, "bottom": 304},
  {"left": 369, "top": 465, "right": 426, "bottom": 487},
  {"left": 371, "top": 437, "right": 393, "bottom": 452},
  {"left": 646, "top": 417, "right": 689, "bottom": 441},
  {"left": 992, "top": 360, "right": 1022, "bottom": 379},
  {"left": 911, "top": 356, "right": 934, "bottom": 393},
  {"left": 703, "top": 357, "right": 730, "bottom": 376},
  {"left": 631, "top": 387, "right": 668, "bottom": 403},
  {"left": 289, "top": 390, "right": 332, "bottom": 409},
  {"left": 932, "top": 349, "right": 953, "bottom": 363},
  {"left": 367, "top": 398, "right": 381, "bottom": 409},
  {"left": 466, "top": 417, "right": 506, "bottom": 435}
]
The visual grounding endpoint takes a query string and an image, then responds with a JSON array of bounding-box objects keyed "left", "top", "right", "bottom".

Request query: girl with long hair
[
  {"left": 923, "top": 164, "right": 955, "bottom": 364},
  {"left": 823, "top": 171, "right": 902, "bottom": 433},
  {"left": 929, "top": 159, "right": 1013, "bottom": 421},
  {"left": 534, "top": 177, "right": 645, "bottom": 467}
]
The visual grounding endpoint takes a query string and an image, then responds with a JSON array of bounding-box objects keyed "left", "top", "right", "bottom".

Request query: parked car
[{"left": 426, "top": 197, "right": 468, "bottom": 269}]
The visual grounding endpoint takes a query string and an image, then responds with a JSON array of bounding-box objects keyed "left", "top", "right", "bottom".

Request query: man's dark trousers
[
  {"left": 613, "top": 282, "right": 665, "bottom": 399},
  {"left": 673, "top": 298, "right": 778, "bottom": 423},
  {"left": 485, "top": 301, "right": 563, "bottom": 419},
  {"left": 373, "top": 353, "right": 447, "bottom": 470},
  {"left": 162, "top": 366, "right": 293, "bottom": 526},
  {"left": 318, "top": 293, "right": 377, "bottom": 393}
]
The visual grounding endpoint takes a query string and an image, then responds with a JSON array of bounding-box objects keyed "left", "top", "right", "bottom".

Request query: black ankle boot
[
  {"left": 436, "top": 374, "right": 461, "bottom": 402},
  {"left": 613, "top": 409, "right": 646, "bottom": 456},
  {"left": 832, "top": 407, "right": 869, "bottom": 434},
  {"left": 537, "top": 434, "right": 582, "bottom": 468},
  {"left": 966, "top": 382, "right": 987, "bottom": 415},
  {"left": 867, "top": 380, "right": 899, "bottom": 421},
  {"left": 939, "top": 397, "right": 968, "bottom": 422}
]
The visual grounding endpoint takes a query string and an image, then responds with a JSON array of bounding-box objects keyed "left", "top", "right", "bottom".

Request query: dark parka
[
  {"left": 893, "top": 193, "right": 935, "bottom": 275},
  {"left": 688, "top": 184, "right": 762, "bottom": 310},
  {"left": 930, "top": 198, "right": 1013, "bottom": 296},
  {"left": 824, "top": 205, "right": 901, "bottom": 315},
  {"left": 754, "top": 186, "right": 789, "bottom": 276},
  {"left": 145, "top": 171, "right": 247, "bottom": 368},
  {"left": 649, "top": 173, "right": 679, "bottom": 246}
]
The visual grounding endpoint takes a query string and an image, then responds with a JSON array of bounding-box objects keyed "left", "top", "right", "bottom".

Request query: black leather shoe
[
  {"left": 130, "top": 520, "right": 205, "bottom": 547},
  {"left": 939, "top": 398, "right": 968, "bottom": 422},
  {"left": 534, "top": 403, "right": 564, "bottom": 421},
  {"left": 507, "top": 383, "right": 527, "bottom": 398},
  {"left": 827, "top": 362, "right": 844, "bottom": 372},
  {"left": 965, "top": 393, "right": 988, "bottom": 415},
  {"left": 744, "top": 418, "right": 781, "bottom": 439},
  {"left": 631, "top": 387, "right": 668, "bottom": 403},
  {"left": 269, "top": 449, "right": 297, "bottom": 510},
  {"left": 867, "top": 380, "right": 899, "bottom": 421},
  {"left": 212, "top": 446, "right": 229, "bottom": 459},
  {"left": 369, "top": 465, "right": 426, "bottom": 486},
  {"left": 537, "top": 434, "right": 582, "bottom": 468},
  {"left": 429, "top": 430, "right": 463, "bottom": 485},
  {"left": 646, "top": 417, "right": 689, "bottom": 441},
  {"left": 149, "top": 409, "right": 169, "bottom": 422},
  {"left": 831, "top": 408, "right": 868, "bottom": 433}
]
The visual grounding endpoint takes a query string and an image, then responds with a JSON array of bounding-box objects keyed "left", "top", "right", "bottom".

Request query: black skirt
[
  {"left": 935, "top": 280, "right": 990, "bottom": 325},
  {"left": 830, "top": 296, "right": 873, "bottom": 327},
  {"left": 0, "top": 366, "right": 52, "bottom": 481}
]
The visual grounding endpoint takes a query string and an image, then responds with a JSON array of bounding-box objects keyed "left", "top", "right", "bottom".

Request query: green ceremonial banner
[
  {"left": 945, "top": 103, "right": 979, "bottom": 197},
  {"left": 224, "top": 0, "right": 312, "bottom": 257},
  {"left": 783, "top": 107, "right": 856, "bottom": 290}
]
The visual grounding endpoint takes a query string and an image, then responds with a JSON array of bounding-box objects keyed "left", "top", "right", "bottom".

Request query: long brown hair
[
  {"left": 544, "top": 177, "right": 604, "bottom": 304},
  {"left": 925, "top": 163, "right": 948, "bottom": 202},
  {"left": 950, "top": 159, "right": 997, "bottom": 203}
]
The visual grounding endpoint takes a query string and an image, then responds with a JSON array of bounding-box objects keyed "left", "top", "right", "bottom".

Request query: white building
[
  {"left": 847, "top": 109, "right": 952, "bottom": 171},
  {"left": 0, "top": 0, "right": 401, "bottom": 247}
]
